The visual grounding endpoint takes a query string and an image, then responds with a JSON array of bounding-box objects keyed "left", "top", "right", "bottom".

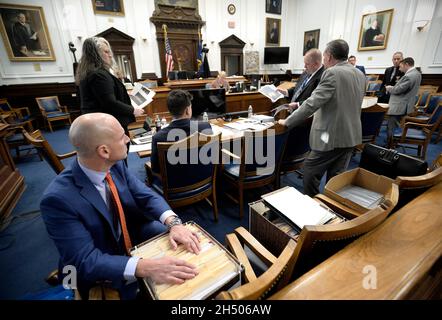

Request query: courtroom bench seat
[{"left": 269, "top": 182, "right": 442, "bottom": 300}]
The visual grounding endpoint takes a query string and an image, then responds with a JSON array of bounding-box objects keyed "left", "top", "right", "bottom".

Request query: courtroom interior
[{"left": 0, "top": 0, "right": 441, "bottom": 302}]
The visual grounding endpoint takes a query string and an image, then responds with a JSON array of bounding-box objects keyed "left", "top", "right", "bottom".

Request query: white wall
[{"left": 0, "top": 0, "right": 440, "bottom": 85}]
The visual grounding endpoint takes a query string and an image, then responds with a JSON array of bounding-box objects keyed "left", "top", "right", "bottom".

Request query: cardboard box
[{"left": 324, "top": 168, "right": 395, "bottom": 214}]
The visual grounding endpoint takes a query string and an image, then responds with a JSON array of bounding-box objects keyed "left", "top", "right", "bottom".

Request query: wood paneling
[
  {"left": 0, "top": 124, "right": 25, "bottom": 222},
  {"left": 0, "top": 83, "right": 80, "bottom": 128}
]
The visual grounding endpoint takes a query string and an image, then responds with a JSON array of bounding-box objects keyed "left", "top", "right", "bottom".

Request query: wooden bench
[{"left": 270, "top": 181, "right": 442, "bottom": 300}]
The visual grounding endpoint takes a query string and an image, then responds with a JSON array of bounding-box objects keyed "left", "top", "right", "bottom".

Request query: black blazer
[
  {"left": 151, "top": 119, "right": 213, "bottom": 173},
  {"left": 288, "top": 66, "right": 325, "bottom": 105},
  {"left": 79, "top": 69, "right": 135, "bottom": 132},
  {"left": 378, "top": 66, "right": 405, "bottom": 103}
]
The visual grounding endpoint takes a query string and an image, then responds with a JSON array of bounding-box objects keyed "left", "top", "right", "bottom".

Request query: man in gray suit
[
  {"left": 278, "top": 39, "right": 366, "bottom": 196},
  {"left": 385, "top": 57, "right": 421, "bottom": 144}
]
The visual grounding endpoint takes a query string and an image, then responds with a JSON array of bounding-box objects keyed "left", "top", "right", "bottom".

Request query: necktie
[
  {"left": 105, "top": 173, "right": 132, "bottom": 255},
  {"left": 390, "top": 68, "right": 396, "bottom": 82},
  {"left": 292, "top": 75, "right": 309, "bottom": 102}
]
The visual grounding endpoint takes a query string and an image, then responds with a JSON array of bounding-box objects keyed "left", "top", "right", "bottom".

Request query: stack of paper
[
  {"left": 262, "top": 187, "right": 335, "bottom": 229},
  {"left": 336, "top": 185, "right": 383, "bottom": 209}
]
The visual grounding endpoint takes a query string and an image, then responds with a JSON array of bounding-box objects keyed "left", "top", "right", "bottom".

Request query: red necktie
[{"left": 105, "top": 173, "right": 132, "bottom": 255}]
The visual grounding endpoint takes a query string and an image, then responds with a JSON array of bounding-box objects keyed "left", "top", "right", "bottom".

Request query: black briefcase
[{"left": 359, "top": 144, "right": 428, "bottom": 179}]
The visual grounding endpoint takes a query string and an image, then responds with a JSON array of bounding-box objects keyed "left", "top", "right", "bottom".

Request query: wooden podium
[{"left": 0, "top": 123, "right": 25, "bottom": 222}]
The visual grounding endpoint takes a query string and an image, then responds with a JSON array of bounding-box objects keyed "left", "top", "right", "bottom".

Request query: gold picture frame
[
  {"left": 0, "top": 3, "right": 55, "bottom": 61},
  {"left": 358, "top": 9, "right": 393, "bottom": 51},
  {"left": 92, "top": 0, "right": 125, "bottom": 16},
  {"left": 266, "top": 17, "right": 281, "bottom": 46}
]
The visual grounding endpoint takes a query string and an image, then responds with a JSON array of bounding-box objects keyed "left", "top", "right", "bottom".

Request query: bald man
[
  {"left": 278, "top": 49, "right": 325, "bottom": 110},
  {"left": 40, "top": 113, "right": 200, "bottom": 300}
]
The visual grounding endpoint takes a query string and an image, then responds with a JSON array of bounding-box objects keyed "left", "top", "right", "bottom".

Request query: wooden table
[
  {"left": 269, "top": 181, "right": 442, "bottom": 300},
  {"left": 134, "top": 118, "right": 246, "bottom": 158}
]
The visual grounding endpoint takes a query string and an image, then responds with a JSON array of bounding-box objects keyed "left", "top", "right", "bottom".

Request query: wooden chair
[
  {"left": 390, "top": 102, "right": 442, "bottom": 159},
  {"left": 0, "top": 98, "right": 35, "bottom": 131},
  {"left": 35, "top": 96, "right": 72, "bottom": 132},
  {"left": 360, "top": 104, "right": 388, "bottom": 147},
  {"left": 279, "top": 117, "right": 312, "bottom": 181},
  {"left": 145, "top": 132, "right": 221, "bottom": 221},
  {"left": 415, "top": 85, "right": 439, "bottom": 108},
  {"left": 366, "top": 74, "right": 379, "bottom": 82},
  {"left": 221, "top": 124, "right": 289, "bottom": 218},
  {"left": 216, "top": 227, "right": 297, "bottom": 300},
  {"left": 216, "top": 200, "right": 395, "bottom": 300},
  {"left": 22, "top": 129, "right": 76, "bottom": 174}
]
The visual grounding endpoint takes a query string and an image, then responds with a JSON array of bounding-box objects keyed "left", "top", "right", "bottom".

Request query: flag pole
[{"left": 162, "top": 24, "right": 169, "bottom": 81}]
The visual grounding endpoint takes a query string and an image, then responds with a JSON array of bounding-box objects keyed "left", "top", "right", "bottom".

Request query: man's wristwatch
[{"left": 167, "top": 216, "right": 183, "bottom": 230}]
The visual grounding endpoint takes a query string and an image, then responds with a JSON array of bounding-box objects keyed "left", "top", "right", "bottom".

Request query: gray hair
[
  {"left": 393, "top": 51, "right": 404, "bottom": 58},
  {"left": 305, "top": 49, "right": 322, "bottom": 64},
  {"left": 75, "top": 37, "right": 117, "bottom": 85},
  {"left": 324, "top": 39, "right": 349, "bottom": 61}
]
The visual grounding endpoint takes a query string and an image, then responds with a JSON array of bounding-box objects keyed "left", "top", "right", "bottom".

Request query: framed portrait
[
  {"left": 303, "top": 29, "right": 320, "bottom": 55},
  {"left": 358, "top": 9, "right": 393, "bottom": 51},
  {"left": 266, "top": 0, "right": 281, "bottom": 15},
  {"left": 0, "top": 3, "right": 55, "bottom": 61},
  {"left": 92, "top": 0, "right": 125, "bottom": 16},
  {"left": 266, "top": 18, "right": 281, "bottom": 46}
]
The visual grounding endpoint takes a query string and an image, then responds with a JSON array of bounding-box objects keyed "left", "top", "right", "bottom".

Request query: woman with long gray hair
[{"left": 75, "top": 37, "right": 144, "bottom": 135}]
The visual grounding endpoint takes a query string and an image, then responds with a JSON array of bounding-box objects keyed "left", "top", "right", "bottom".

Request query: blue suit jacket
[
  {"left": 151, "top": 119, "right": 213, "bottom": 173},
  {"left": 356, "top": 65, "right": 366, "bottom": 75},
  {"left": 40, "top": 160, "right": 170, "bottom": 299}
]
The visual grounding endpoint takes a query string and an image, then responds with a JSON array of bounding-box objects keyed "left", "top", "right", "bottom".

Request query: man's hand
[
  {"left": 277, "top": 88, "right": 288, "bottom": 97},
  {"left": 169, "top": 224, "right": 201, "bottom": 254},
  {"left": 278, "top": 119, "right": 287, "bottom": 126},
  {"left": 288, "top": 102, "right": 299, "bottom": 111},
  {"left": 133, "top": 107, "right": 145, "bottom": 116},
  {"left": 385, "top": 85, "right": 393, "bottom": 93},
  {"left": 135, "top": 256, "right": 198, "bottom": 284}
]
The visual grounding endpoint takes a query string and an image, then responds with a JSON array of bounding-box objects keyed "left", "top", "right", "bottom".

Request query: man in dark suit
[
  {"left": 151, "top": 89, "right": 213, "bottom": 173},
  {"left": 12, "top": 12, "right": 39, "bottom": 56},
  {"left": 278, "top": 49, "right": 325, "bottom": 109},
  {"left": 41, "top": 113, "right": 200, "bottom": 299},
  {"left": 378, "top": 52, "right": 405, "bottom": 103},
  {"left": 348, "top": 55, "right": 366, "bottom": 75},
  {"left": 278, "top": 40, "right": 366, "bottom": 196}
]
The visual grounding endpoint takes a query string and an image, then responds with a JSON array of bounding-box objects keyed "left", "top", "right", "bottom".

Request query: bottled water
[
  {"left": 248, "top": 105, "right": 253, "bottom": 118},
  {"left": 202, "top": 112, "right": 209, "bottom": 122},
  {"left": 155, "top": 115, "right": 161, "bottom": 132}
]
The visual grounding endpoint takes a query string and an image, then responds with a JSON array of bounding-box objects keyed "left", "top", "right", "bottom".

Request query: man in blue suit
[
  {"left": 40, "top": 113, "right": 200, "bottom": 299},
  {"left": 348, "top": 55, "right": 366, "bottom": 75},
  {"left": 151, "top": 89, "right": 213, "bottom": 173}
]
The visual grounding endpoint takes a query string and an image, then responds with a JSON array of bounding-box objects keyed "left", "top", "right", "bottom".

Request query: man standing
[
  {"left": 386, "top": 57, "right": 421, "bottom": 143},
  {"left": 278, "top": 39, "right": 366, "bottom": 197},
  {"left": 378, "top": 52, "right": 405, "bottom": 103},
  {"left": 348, "top": 55, "right": 366, "bottom": 75},
  {"left": 278, "top": 49, "right": 325, "bottom": 109},
  {"left": 41, "top": 113, "right": 200, "bottom": 299}
]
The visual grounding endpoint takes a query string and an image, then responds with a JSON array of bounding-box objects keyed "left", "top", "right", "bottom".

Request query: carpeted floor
[{"left": 0, "top": 123, "right": 440, "bottom": 299}]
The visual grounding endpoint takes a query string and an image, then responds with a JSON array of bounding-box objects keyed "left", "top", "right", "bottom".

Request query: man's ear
[{"left": 96, "top": 144, "right": 110, "bottom": 159}]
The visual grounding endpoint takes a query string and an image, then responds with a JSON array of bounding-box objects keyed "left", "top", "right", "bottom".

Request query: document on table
[
  {"left": 129, "top": 143, "right": 151, "bottom": 153},
  {"left": 262, "top": 187, "right": 335, "bottom": 229}
]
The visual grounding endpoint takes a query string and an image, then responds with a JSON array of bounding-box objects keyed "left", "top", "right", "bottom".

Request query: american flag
[{"left": 165, "top": 35, "right": 174, "bottom": 73}]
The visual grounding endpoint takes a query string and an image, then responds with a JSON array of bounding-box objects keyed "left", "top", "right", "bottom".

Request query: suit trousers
[
  {"left": 302, "top": 147, "right": 353, "bottom": 197},
  {"left": 387, "top": 115, "right": 402, "bottom": 144}
]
